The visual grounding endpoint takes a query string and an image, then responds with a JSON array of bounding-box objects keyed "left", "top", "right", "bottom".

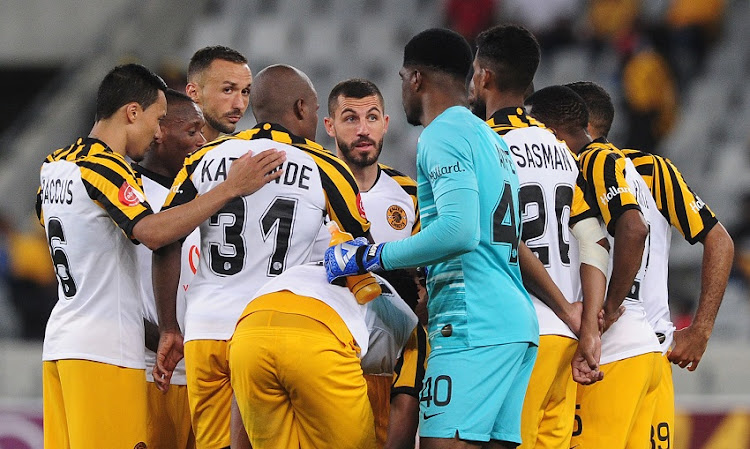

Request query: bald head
[{"left": 251, "top": 65, "right": 319, "bottom": 140}]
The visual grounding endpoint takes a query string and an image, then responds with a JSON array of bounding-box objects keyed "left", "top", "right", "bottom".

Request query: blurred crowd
[
  {"left": 445, "top": 0, "right": 726, "bottom": 151},
  {"left": 0, "top": 215, "right": 57, "bottom": 340}
]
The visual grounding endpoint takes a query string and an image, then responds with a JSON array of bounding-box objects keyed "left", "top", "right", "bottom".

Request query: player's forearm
[
  {"left": 580, "top": 263, "right": 606, "bottom": 336},
  {"left": 693, "top": 224, "right": 733, "bottom": 334},
  {"left": 144, "top": 318, "right": 160, "bottom": 352},
  {"left": 382, "top": 188, "right": 479, "bottom": 269},
  {"left": 134, "top": 182, "right": 237, "bottom": 250},
  {"left": 519, "top": 242, "right": 575, "bottom": 327},
  {"left": 384, "top": 394, "right": 419, "bottom": 449},
  {"left": 153, "top": 242, "right": 182, "bottom": 333},
  {"left": 604, "top": 209, "right": 648, "bottom": 314}
]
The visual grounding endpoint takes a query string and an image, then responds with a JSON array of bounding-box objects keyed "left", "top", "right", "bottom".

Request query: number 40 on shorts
[{"left": 420, "top": 375, "right": 453, "bottom": 408}]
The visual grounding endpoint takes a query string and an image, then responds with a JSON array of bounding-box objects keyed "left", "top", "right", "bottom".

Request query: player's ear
[
  {"left": 323, "top": 116, "right": 336, "bottom": 137},
  {"left": 185, "top": 82, "right": 199, "bottom": 102},
  {"left": 478, "top": 66, "right": 492, "bottom": 91},
  {"left": 413, "top": 69, "right": 423, "bottom": 92},
  {"left": 293, "top": 98, "right": 305, "bottom": 121},
  {"left": 124, "top": 102, "right": 140, "bottom": 124}
]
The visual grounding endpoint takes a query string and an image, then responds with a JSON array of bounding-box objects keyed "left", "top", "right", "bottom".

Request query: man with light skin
[
  {"left": 325, "top": 78, "right": 422, "bottom": 448},
  {"left": 186, "top": 46, "right": 252, "bottom": 142},
  {"left": 37, "top": 64, "right": 284, "bottom": 449}
]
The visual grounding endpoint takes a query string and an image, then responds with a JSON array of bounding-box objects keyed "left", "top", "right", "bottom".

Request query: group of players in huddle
[{"left": 36, "top": 22, "right": 733, "bottom": 449}]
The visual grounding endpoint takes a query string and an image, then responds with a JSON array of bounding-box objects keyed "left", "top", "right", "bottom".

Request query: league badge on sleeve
[{"left": 118, "top": 181, "right": 145, "bottom": 207}]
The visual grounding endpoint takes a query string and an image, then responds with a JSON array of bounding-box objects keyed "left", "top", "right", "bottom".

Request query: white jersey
[
  {"left": 600, "top": 157, "right": 662, "bottom": 364},
  {"left": 164, "top": 123, "right": 369, "bottom": 343},
  {"left": 251, "top": 263, "right": 417, "bottom": 365},
  {"left": 624, "top": 149, "right": 720, "bottom": 354},
  {"left": 361, "top": 274, "right": 418, "bottom": 374},
  {"left": 134, "top": 167, "right": 199, "bottom": 385},
  {"left": 361, "top": 164, "right": 419, "bottom": 242},
  {"left": 489, "top": 108, "right": 581, "bottom": 339},
  {"left": 37, "top": 137, "right": 153, "bottom": 369},
  {"left": 639, "top": 218, "right": 674, "bottom": 355}
]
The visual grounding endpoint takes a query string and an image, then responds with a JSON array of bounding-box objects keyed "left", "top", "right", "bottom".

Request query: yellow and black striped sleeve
[
  {"left": 391, "top": 324, "right": 428, "bottom": 399},
  {"left": 569, "top": 173, "right": 598, "bottom": 224},
  {"left": 381, "top": 164, "right": 421, "bottom": 235},
  {"left": 161, "top": 145, "right": 216, "bottom": 209},
  {"left": 78, "top": 151, "right": 153, "bottom": 239},
  {"left": 626, "top": 150, "right": 718, "bottom": 244},
  {"left": 300, "top": 145, "right": 370, "bottom": 239},
  {"left": 577, "top": 144, "right": 641, "bottom": 235}
]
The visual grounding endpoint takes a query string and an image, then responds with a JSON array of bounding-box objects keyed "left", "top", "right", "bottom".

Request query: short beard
[
  {"left": 338, "top": 137, "right": 384, "bottom": 168},
  {"left": 469, "top": 96, "right": 487, "bottom": 120},
  {"left": 205, "top": 113, "right": 236, "bottom": 135}
]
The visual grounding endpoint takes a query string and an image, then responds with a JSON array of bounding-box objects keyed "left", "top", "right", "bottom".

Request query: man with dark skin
[
  {"left": 566, "top": 80, "right": 734, "bottom": 449},
  {"left": 526, "top": 85, "right": 661, "bottom": 449},
  {"left": 136, "top": 89, "right": 206, "bottom": 449},
  {"left": 156, "top": 64, "right": 371, "bottom": 449}
]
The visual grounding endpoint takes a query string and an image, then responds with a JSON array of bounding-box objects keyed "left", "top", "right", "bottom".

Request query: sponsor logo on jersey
[
  {"left": 188, "top": 244, "right": 200, "bottom": 275},
  {"left": 428, "top": 161, "right": 465, "bottom": 180},
  {"left": 118, "top": 181, "right": 145, "bottom": 207},
  {"left": 599, "top": 186, "right": 631, "bottom": 205},
  {"left": 689, "top": 196, "right": 706, "bottom": 214},
  {"left": 387, "top": 204, "right": 407, "bottom": 230},
  {"left": 356, "top": 193, "right": 368, "bottom": 220}
]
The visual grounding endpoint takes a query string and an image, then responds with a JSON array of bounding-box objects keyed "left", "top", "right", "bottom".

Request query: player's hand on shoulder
[
  {"left": 226, "top": 149, "right": 286, "bottom": 197},
  {"left": 324, "top": 238, "right": 384, "bottom": 282}
]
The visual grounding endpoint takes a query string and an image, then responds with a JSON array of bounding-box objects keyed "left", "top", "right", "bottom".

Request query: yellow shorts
[
  {"left": 519, "top": 335, "right": 578, "bottom": 449},
  {"left": 43, "top": 359, "right": 147, "bottom": 449},
  {"left": 571, "top": 351, "right": 662, "bottom": 449},
  {"left": 146, "top": 381, "right": 196, "bottom": 449},
  {"left": 184, "top": 339, "right": 232, "bottom": 449},
  {"left": 229, "top": 291, "right": 376, "bottom": 449},
  {"left": 366, "top": 374, "right": 392, "bottom": 449},
  {"left": 651, "top": 354, "right": 674, "bottom": 449}
]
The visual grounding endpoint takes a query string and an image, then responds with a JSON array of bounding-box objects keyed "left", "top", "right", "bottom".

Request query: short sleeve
[
  {"left": 577, "top": 147, "right": 641, "bottom": 235},
  {"left": 79, "top": 153, "right": 153, "bottom": 239}
]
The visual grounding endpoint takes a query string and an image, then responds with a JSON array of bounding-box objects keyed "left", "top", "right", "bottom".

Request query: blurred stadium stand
[{"left": 1, "top": 0, "right": 749, "bottom": 446}]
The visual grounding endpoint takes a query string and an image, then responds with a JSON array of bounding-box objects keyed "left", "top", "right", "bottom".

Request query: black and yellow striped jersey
[
  {"left": 391, "top": 324, "right": 429, "bottom": 399},
  {"left": 162, "top": 122, "right": 371, "bottom": 343},
  {"left": 36, "top": 137, "right": 153, "bottom": 238},
  {"left": 360, "top": 164, "right": 420, "bottom": 242},
  {"left": 572, "top": 138, "right": 642, "bottom": 235},
  {"left": 623, "top": 149, "right": 718, "bottom": 244},
  {"left": 487, "top": 106, "right": 590, "bottom": 336},
  {"left": 36, "top": 137, "right": 153, "bottom": 369},
  {"left": 487, "top": 107, "right": 593, "bottom": 222},
  {"left": 165, "top": 122, "right": 369, "bottom": 239}
]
